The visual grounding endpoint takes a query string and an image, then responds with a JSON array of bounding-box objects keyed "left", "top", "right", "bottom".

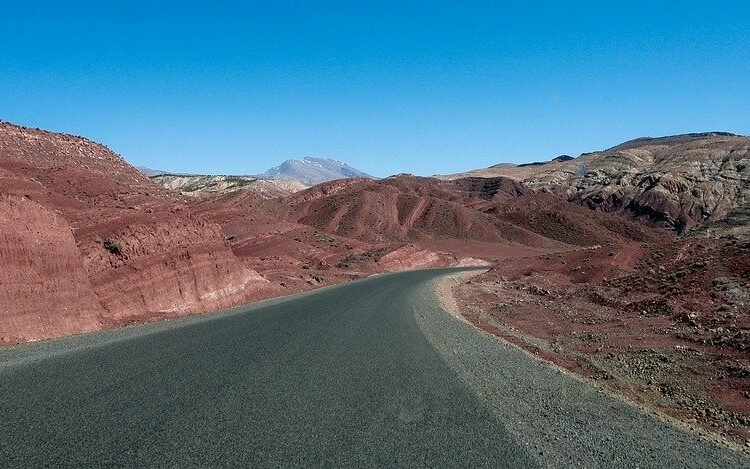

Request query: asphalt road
[{"left": 0, "top": 268, "right": 747, "bottom": 467}]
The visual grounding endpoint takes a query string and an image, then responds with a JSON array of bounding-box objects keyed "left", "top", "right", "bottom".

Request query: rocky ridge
[
  {"left": 442, "top": 132, "right": 750, "bottom": 232},
  {"left": 151, "top": 174, "right": 308, "bottom": 198}
]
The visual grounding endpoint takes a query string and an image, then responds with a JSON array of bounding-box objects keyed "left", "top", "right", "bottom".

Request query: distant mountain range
[
  {"left": 257, "top": 157, "right": 373, "bottom": 186},
  {"left": 137, "top": 157, "right": 373, "bottom": 189},
  {"left": 135, "top": 166, "right": 169, "bottom": 177}
]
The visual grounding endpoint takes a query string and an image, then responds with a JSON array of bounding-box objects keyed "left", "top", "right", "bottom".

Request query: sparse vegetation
[{"left": 103, "top": 238, "right": 123, "bottom": 256}]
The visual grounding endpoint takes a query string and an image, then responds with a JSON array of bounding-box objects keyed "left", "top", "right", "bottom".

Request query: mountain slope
[
  {"left": 443, "top": 132, "right": 750, "bottom": 231},
  {"left": 258, "top": 157, "right": 373, "bottom": 186},
  {"left": 151, "top": 174, "right": 308, "bottom": 198},
  {"left": 283, "top": 175, "right": 657, "bottom": 249},
  {"left": 0, "top": 122, "right": 277, "bottom": 343}
]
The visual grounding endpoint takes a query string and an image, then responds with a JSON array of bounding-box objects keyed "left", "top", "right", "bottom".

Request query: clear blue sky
[{"left": 1, "top": 1, "right": 748, "bottom": 177}]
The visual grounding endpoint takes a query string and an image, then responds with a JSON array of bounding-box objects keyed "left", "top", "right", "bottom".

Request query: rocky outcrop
[
  {"left": 151, "top": 174, "right": 308, "bottom": 198},
  {"left": 77, "top": 213, "right": 273, "bottom": 322},
  {"left": 444, "top": 133, "right": 750, "bottom": 232},
  {"left": 0, "top": 195, "right": 103, "bottom": 344},
  {"left": 377, "top": 245, "right": 446, "bottom": 271},
  {"left": 375, "top": 244, "right": 489, "bottom": 271},
  {"left": 692, "top": 201, "right": 750, "bottom": 241},
  {"left": 533, "top": 134, "right": 750, "bottom": 231}
]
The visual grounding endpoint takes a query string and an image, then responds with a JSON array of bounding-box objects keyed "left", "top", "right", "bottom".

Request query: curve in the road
[{"left": 0, "top": 268, "right": 747, "bottom": 467}]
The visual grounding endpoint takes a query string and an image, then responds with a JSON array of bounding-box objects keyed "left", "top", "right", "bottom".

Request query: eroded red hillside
[
  {"left": 0, "top": 122, "right": 277, "bottom": 343},
  {"left": 284, "top": 176, "right": 561, "bottom": 248},
  {"left": 284, "top": 175, "right": 657, "bottom": 252}
]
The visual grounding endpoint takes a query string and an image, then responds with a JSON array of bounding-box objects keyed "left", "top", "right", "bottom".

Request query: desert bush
[{"left": 103, "top": 238, "right": 123, "bottom": 256}]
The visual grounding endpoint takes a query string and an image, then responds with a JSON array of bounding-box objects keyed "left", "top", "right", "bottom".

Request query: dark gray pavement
[{"left": 0, "top": 268, "right": 747, "bottom": 467}]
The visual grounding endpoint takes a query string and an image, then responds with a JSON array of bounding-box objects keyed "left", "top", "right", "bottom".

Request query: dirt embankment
[{"left": 443, "top": 235, "right": 750, "bottom": 452}]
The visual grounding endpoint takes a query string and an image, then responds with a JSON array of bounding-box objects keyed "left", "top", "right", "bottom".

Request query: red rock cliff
[{"left": 0, "top": 122, "right": 274, "bottom": 344}]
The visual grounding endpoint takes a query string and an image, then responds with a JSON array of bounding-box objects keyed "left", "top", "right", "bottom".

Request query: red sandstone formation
[{"left": 0, "top": 122, "right": 276, "bottom": 343}]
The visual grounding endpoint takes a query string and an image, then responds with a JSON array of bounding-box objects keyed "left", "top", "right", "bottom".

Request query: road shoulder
[{"left": 420, "top": 271, "right": 750, "bottom": 467}]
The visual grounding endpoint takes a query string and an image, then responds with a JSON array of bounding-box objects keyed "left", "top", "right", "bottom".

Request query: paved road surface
[{"left": 0, "top": 268, "right": 747, "bottom": 467}]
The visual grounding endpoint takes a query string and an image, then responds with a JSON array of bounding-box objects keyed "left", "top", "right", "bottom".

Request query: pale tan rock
[{"left": 441, "top": 133, "right": 750, "bottom": 231}]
